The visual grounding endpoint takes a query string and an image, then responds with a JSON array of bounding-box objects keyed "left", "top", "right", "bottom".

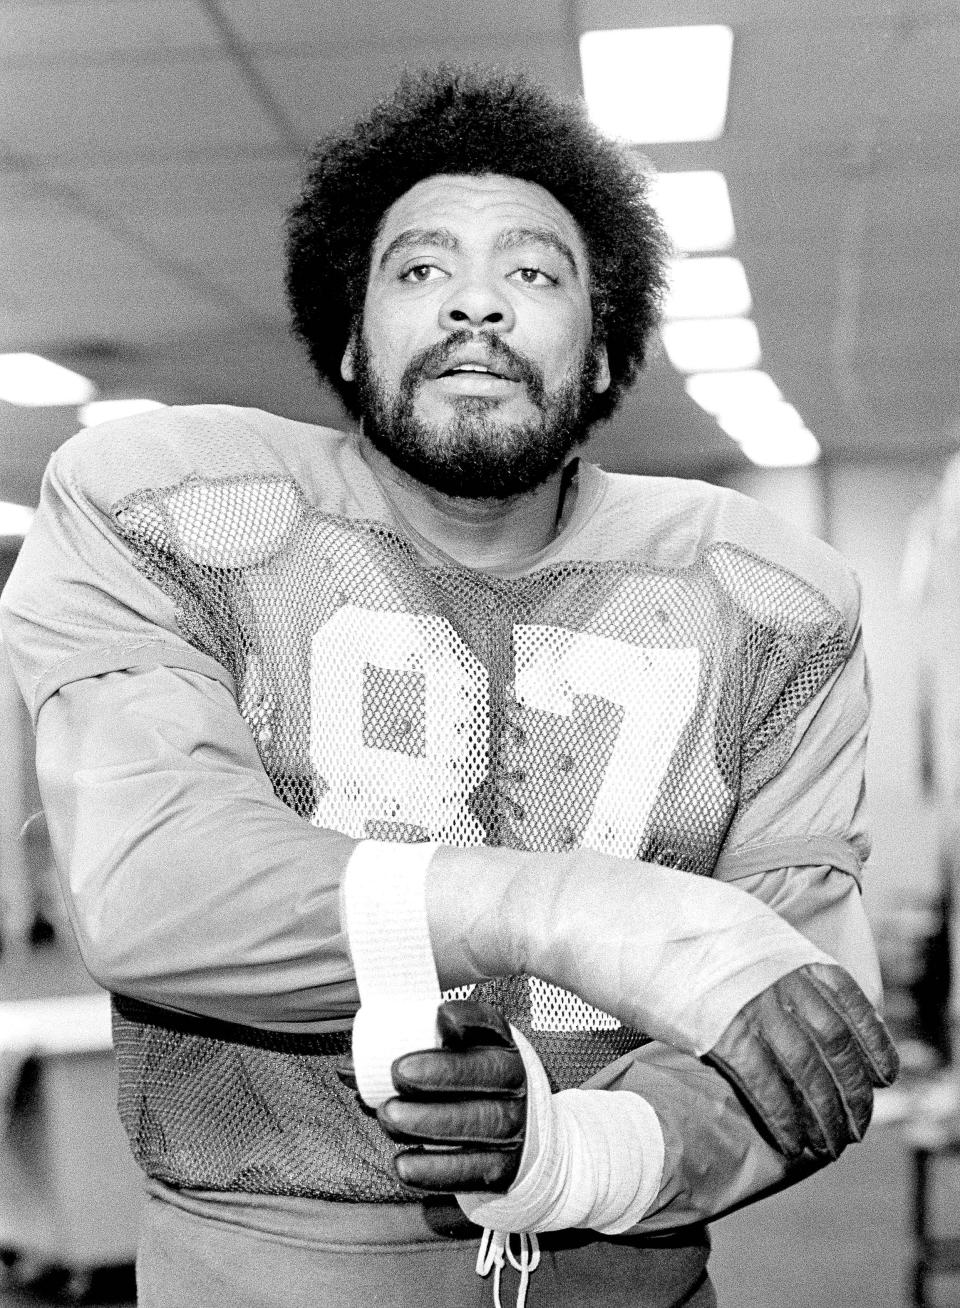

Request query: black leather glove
[
  {"left": 376, "top": 999, "right": 527, "bottom": 1193},
  {"left": 703, "top": 962, "right": 899, "bottom": 1162}
]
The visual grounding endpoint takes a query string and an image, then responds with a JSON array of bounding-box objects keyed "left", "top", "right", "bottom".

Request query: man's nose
[{"left": 439, "top": 274, "right": 515, "bottom": 332}]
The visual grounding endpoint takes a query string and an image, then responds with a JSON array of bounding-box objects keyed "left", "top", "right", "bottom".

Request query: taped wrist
[
  {"left": 457, "top": 1029, "right": 664, "bottom": 1235},
  {"left": 426, "top": 845, "right": 834, "bottom": 1057},
  {"left": 537, "top": 859, "right": 834, "bottom": 1056},
  {"left": 341, "top": 839, "right": 441, "bottom": 1107}
]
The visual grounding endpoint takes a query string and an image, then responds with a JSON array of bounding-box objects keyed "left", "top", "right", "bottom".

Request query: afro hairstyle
[{"left": 285, "top": 65, "right": 670, "bottom": 424}]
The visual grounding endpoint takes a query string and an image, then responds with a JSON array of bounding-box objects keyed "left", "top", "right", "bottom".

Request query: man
[{"left": 1, "top": 67, "right": 896, "bottom": 1308}]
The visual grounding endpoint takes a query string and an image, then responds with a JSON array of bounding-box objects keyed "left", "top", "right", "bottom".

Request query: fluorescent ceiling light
[
  {"left": 0, "top": 353, "right": 96, "bottom": 407},
  {"left": 647, "top": 171, "right": 735, "bottom": 252},
  {"left": 79, "top": 398, "right": 165, "bottom": 427},
  {"left": 580, "top": 26, "right": 733, "bottom": 143},
  {"left": 664, "top": 257, "right": 752, "bottom": 320},
  {"left": 0, "top": 501, "right": 35, "bottom": 536},
  {"left": 661, "top": 317, "right": 761, "bottom": 373},
  {"left": 716, "top": 402, "right": 821, "bottom": 467},
  {"left": 717, "top": 401, "right": 804, "bottom": 443},
  {"left": 739, "top": 427, "right": 821, "bottom": 468},
  {"left": 686, "top": 369, "right": 782, "bottom": 414}
]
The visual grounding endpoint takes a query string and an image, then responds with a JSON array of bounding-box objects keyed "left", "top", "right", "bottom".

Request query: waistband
[{"left": 146, "top": 1178, "right": 709, "bottom": 1255}]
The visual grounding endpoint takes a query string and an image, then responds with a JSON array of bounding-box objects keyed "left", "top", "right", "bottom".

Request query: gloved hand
[
  {"left": 421, "top": 844, "right": 899, "bottom": 1165},
  {"left": 342, "top": 995, "right": 666, "bottom": 1232},
  {"left": 703, "top": 960, "right": 898, "bottom": 1161},
  {"left": 376, "top": 999, "right": 526, "bottom": 1193}
]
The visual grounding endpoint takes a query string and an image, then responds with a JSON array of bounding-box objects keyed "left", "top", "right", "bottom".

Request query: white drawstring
[
  {"left": 476, "top": 1229, "right": 541, "bottom": 1308},
  {"left": 476, "top": 1229, "right": 507, "bottom": 1308},
  {"left": 506, "top": 1231, "right": 541, "bottom": 1308}
]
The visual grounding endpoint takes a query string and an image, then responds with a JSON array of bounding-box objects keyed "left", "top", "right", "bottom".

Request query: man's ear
[
  {"left": 592, "top": 342, "right": 611, "bottom": 395},
  {"left": 340, "top": 334, "right": 357, "bottom": 383}
]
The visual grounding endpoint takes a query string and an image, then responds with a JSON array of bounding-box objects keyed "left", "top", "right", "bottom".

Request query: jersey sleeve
[
  {"left": 0, "top": 422, "right": 240, "bottom": 720},
  {"left": 0, "top": 423, "right": 363, "bottom": 1030},
  {"left": 713, "top": 571, "right": 870, "bottom": 885}
]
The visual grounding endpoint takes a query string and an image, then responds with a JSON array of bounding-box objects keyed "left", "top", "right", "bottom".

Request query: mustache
[{"left": 402, "top": 330, "right": 545, "bottom": 399}]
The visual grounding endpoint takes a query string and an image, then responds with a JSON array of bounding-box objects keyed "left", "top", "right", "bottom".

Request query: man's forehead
[{"left": 373, "top": 173, "right": 587, "bottom": 255}]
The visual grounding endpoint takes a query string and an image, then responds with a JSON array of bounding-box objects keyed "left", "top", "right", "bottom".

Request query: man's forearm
[
  {"left": 582, "top": 863, "right": 890, "bottom": 1228},
  {"left": 423, "top": 842, "right": 833, "bottom": 1052},
  {"left": 589, "top": 1040, "right": 803, "bottom": 1232}
]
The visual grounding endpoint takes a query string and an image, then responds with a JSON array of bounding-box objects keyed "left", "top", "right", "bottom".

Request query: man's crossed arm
[{"left": 342, "top": 839, "right": 897, "bottom": 1229}]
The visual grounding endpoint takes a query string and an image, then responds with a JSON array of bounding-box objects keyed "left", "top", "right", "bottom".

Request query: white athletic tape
[
  {"left": 342, "top": 839, "right": 442, "bottom": 1108},
  {"left": 458, "top": 1028, "right": 664, "bottom": 1235},
  {"left": 610, "top": 868, "right": 834, "bottom": 1054},
  {"left": 519, "top": 861, "right": 836, "bottom": 1057}
]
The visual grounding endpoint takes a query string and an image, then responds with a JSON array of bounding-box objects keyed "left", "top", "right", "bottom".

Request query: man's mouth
[
  {"left": 425, "top": 353, "right": 523, "bottom": 384},
  {"left": 445, "top": 363, "right": 503, "bottom": 376}
]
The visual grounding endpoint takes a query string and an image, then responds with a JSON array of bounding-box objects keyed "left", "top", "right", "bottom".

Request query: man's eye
[
  {"left": 400, "top": 264, "right": 445, "bottom": 283},
  {"left": 510, "top": 267, "right": 556, "bottom": 286}
]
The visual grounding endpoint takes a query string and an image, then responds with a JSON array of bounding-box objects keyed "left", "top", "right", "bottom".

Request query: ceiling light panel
[
  {"left": 660, "top": 318, "right": 761, "bottom": 373},
  {"left": 0, "top": 502, "right": 35, "bottom": 536},
  {"left": 739, "top": 428, "right": 821, "bottom": 468},
  {"left": 647, "top": 172, "right": 735, "bottom": 253},
  {"left": 664, "top": 257, "right": 752, "bottom": 320},
  {"left": 79, "top": 400, "right": 166, "bottom": 428},
  {"left": 713, "top": 400, "right": 820, "bottom": 468},
  {"left": 580, "top": 26, "right": 733, "bottom": 142},
  {"left": 717, "top": 401, "right": 804, "bottom": 443},
  {"left": 685, "top": 369, "right": 782, "bottom": 414},
  {"left": 0, "top": 355, "right": 96, "bottom": 407}
]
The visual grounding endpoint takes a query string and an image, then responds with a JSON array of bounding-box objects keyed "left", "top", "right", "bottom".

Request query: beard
[{"left": 351, "top": 329, "right": 598, "bottom": 500}]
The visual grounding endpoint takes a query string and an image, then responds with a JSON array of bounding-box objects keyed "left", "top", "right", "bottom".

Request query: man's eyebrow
[
  {"left": 377, "top": 228, "right": 459, "bottom": 268},
  {"left": 495, "top": 227, "right": 580, "bottom": 275}
]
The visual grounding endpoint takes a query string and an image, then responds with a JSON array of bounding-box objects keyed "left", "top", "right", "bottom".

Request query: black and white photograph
[{"left": 0, "top": 3, "right": 958, "bottom": 1305}]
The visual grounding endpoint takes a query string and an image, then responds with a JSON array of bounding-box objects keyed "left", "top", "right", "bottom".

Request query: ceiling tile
[
  {"left": 41, "top": 157, "right": 301, "bottom": 314},
  {"left": 0, "top": 187, "right": 247, "bottom": 351},
  {"left": 577, "top": 0, "right": 960, "bottom": 33},
  {"left": 861, "top": 170, "right": 960, "bottom": 242},
  {"left": 733, "top": 24, "right": 898, "bottom": 142},
  {"left": 3, "top": 195, "right": 179, "bottom": 287},
  {"left": 256, "top": 43, "right": 578, "bottom": 140},
  {"left": 577, "top": 0, "right": 756, "bottom": 27},
  {"left": 219, "top": 0, "right": 569, "bottom": 47},
  {"left": 0, "top": 57, "right": 282, "bottom": 160},
  {"left": 48, "top": 155, "right": 303, "bottom": 210},
  {"left": 880, "top": 18, "right": 960, "bottom": 126},
  {"left": 45, "top": 157, "right": 299, "bottom": 268},
  {"left": 0, "top": 1, "right": 221, "bottom": 62},
  {"left": 1, "top": 284, "right": 241, "bottom": 352}
]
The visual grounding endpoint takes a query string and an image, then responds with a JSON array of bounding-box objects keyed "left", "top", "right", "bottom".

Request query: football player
[{"left": 0, "top": 67, "right": 896, "bottom": 1308}]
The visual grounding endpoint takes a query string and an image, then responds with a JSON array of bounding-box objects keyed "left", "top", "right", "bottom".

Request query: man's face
[{"left": 341, "top": 173, "right": 610, "bottom": 500}]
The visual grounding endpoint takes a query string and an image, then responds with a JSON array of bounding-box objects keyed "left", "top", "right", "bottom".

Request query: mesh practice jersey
[{"left": 0, "top": 404, "right": 872, "bottom": 1205}]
